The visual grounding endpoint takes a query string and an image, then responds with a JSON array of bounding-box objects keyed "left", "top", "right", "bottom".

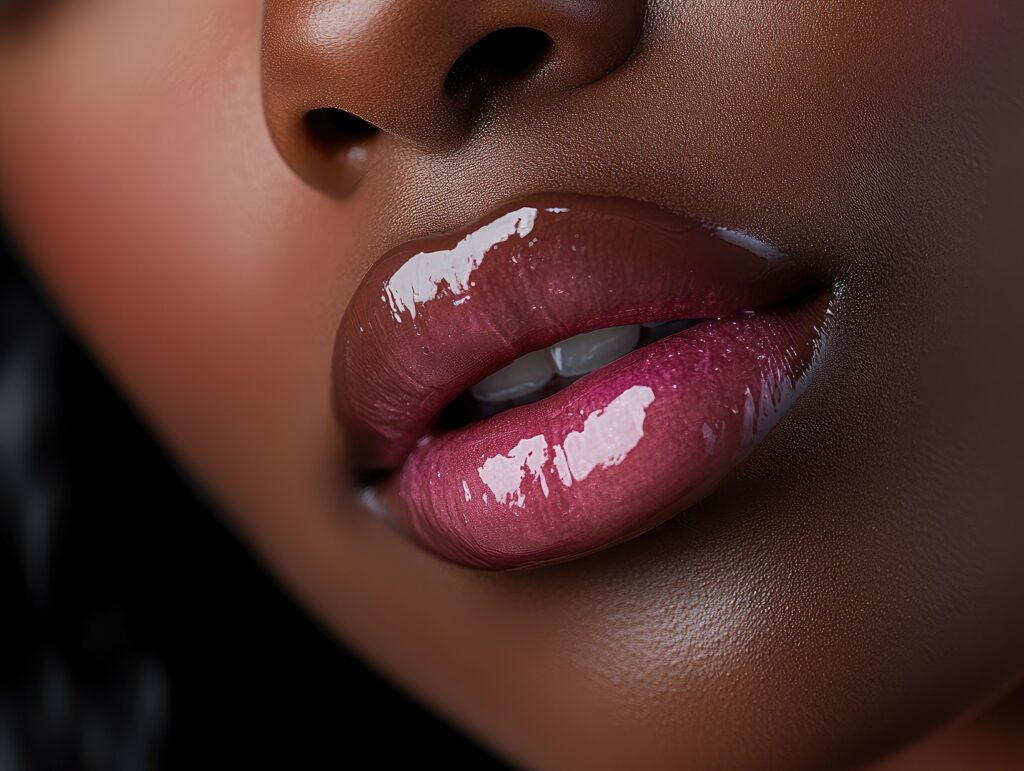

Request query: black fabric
[{"left": 0, "top": 225, "right": 503, "bottom": 769}]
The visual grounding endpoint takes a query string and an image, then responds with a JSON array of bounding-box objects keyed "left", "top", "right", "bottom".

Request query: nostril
[
  {"left": 295, "top": 108, "right": 380, "bottom": 197},
  {"left": 444, "top": 27, "right": 552, "bottom": 97},
  {"left": 304, "top": 107, "right": 380, "bottom": 151}
]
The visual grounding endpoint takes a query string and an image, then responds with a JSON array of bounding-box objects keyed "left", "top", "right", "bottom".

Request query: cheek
[{"left": 0, "top": 2, "right": 361, "bottom": 515}]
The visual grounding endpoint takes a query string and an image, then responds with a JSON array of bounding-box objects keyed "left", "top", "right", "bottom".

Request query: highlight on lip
[
  {"left": 384, "top": 301, "right": 829, "bottom": 569},
  {"left": 382, "top": 205, "right": 540, "bottom": 322},
  {"left": 475, "top": 384, "right": 655, "bottom": 509},
  {"left": 335, "top": 194, "right": 832, "bottom": 569}
]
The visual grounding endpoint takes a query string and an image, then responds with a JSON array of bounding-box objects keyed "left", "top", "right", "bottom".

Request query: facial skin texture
[{"left": 1, "top": 1, "right": 1023, "bottom": 768}]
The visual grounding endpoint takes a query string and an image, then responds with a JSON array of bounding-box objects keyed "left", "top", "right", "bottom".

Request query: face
[{"left": 1, "top": 0, "right": 1022, "bottom": 767}]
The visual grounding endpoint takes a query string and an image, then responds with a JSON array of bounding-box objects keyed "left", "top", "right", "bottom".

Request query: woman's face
[{"left": 1, "top": 1, "right": 1022, "bottom": 767}]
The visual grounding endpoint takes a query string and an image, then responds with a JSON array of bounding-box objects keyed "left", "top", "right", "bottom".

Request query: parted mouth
[
  {"left": 333, "top": 194, "right": 832, "bottom": 569},
  {"left": 440, "top": 318, "right": 705, "bottom": 429}
]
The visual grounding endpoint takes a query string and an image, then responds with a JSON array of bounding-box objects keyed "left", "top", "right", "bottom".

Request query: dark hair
[{"left": 0, "top": 224, "right": 502, "bottom": 768}]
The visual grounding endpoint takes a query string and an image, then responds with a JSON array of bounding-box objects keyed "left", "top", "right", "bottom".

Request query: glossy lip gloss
[{"left": 334, "top": 195, "right": 832, "bottom": 569}]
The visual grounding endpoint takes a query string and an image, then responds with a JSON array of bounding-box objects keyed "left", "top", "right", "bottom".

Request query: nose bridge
[{"left": 262, "top": 0, "right": 645, "bottom": 195}]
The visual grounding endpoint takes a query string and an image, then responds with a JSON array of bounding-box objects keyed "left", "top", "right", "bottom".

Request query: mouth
[{"left": 334, "top": 194, "right": 832, "bottom": 569}]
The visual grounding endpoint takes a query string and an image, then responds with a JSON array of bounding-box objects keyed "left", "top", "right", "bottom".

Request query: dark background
[{"left": 0, "top": 221, "right": 503, "bottom": 769}]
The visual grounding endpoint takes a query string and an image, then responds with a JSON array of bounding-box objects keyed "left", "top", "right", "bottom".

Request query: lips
[{"left": 334, "top": 195, "right": 831, "bottom": 569}]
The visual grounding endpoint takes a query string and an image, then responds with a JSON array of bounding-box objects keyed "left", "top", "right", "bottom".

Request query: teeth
[
  {"left": 468, "top": 320, "right": 699, "bottom": 405},
  {"left": 549, "top": 324, "right": 640, "bottom": 377},
  {"left": 470, "top": 349, "right": 554, "bottom": 402}
]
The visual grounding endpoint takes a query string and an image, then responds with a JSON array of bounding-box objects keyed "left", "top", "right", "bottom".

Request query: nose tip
[{"left": 262, "top": 0, "right": 645, "bottom": 196}]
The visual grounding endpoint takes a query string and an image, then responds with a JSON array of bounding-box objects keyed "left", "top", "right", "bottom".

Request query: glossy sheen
[
  {"left": 336, "top": 195, "right": 828, "bottom": 567},
  {"left": 337, "top": 196, "right": 802, "bottom": 467},
  {"left": 387, "top": 304, "right": 827, "bottom": 568}
]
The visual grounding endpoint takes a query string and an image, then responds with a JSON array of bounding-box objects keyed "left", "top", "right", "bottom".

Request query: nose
[{"left": 262, "top": 0, "right": 645, "bottom": 196}]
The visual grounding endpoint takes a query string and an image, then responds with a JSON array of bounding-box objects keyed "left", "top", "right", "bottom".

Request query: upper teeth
[
  {"left": 470, "top": 322, "right": 690, "bottom": 403},
  {"left": 466, "top": 348, "right": 554, "bottom": 403},
  {"left": 549, "top": 324, "right": 640, "bottom": 377}
]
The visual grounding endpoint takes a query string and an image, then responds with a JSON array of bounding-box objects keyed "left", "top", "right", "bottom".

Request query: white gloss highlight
[
  {"left": 383, "top": 207, "right": 537, "bottom": 321},
  {"left": 477, "top": 434, "right": 550, "bottom": 510},
  {"left": 476, "top": 385, "right": 655, "bottom": 509},
  {"left": 713, "top": 226, "right": 783, "bottom": 260},
  {"left": 561, "top": 385, "right": 655, "bottom": 481}
]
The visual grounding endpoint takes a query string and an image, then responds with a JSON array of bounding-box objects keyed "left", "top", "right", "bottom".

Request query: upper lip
[{"left": 334, "top": 193, "right": 814, "bottom": 472}]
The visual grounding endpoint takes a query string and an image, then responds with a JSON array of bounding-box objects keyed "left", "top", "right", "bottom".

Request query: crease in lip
[{"left": 334, "top": 193, "right": 831, "bottom": 569}]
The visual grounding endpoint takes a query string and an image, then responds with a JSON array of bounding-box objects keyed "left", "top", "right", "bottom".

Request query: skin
[{"left": 1, "top": 0, "right": 1022, "bottom": 767}]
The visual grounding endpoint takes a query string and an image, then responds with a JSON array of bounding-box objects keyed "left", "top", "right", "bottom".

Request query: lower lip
[{"left": 377, "top": 294, "right": 830, "bottom": 569}]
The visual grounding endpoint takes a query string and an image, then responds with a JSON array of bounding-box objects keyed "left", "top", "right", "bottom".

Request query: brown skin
[{"left": 1, "top": 1, "right": 1022, "bottom": 768}]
